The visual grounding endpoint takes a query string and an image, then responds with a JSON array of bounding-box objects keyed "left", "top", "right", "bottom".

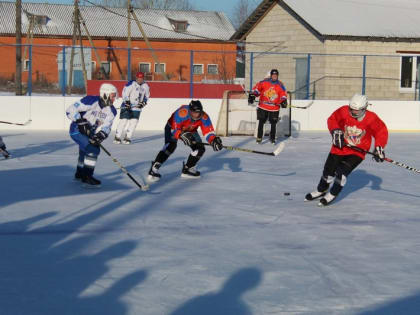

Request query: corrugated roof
[
  {"left": 1, "top": 1, "right": 235, "bottom": 41},
  {"left": 232, "top": 0, "right": 420, "bottom": 40},
  {"left": 284, "top": 0, "right": 420, "bottom": 38}
]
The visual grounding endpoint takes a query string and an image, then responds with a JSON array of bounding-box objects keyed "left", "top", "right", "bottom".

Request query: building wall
[
  {"left": 324, "top": 40, "right": 420, "bottom": 100},
  {"left": 243, "top": 3, "right": 420, "bottom": 100},
  {"left": 244, "top": 3, "right": 325, "bottom": 93},
  {"left": 0, "top": 36, "right": 237, "bottom": 88}
]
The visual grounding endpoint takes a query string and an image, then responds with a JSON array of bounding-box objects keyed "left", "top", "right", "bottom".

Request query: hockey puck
[{"left": 284, "top": 192, "right": 290, "bottom": 196}]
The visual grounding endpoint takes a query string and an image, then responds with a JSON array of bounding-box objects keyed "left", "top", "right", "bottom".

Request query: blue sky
[{"left": 21, "top": 0, "right": 260, "bottom": 22}]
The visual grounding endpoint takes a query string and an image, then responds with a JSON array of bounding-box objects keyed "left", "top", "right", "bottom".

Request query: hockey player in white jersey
[
  {"left": 114, "top": 72, "right": 150, "bottom": 144},
  {"left": 66, "top": 83, "right": 118, "bottom": 187}
]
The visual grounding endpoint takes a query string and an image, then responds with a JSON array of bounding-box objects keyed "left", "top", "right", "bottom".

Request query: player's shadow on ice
[
  {"left": 336, "top": 169, "right": 382, "bottom": 202},
  {"left": 358, "top": 290, "right": 420, "bottom": 315},
  {"left": 125, "top": 134, "right": 163, "bottom": 144},
  {"left": 0, "top": 212, "right": 147, "bottom": 315},
  {"left": 170, "top": 267, "right": 262, "bottom": 315},
  {"left": 8, "top": 139, "right": 74, "bottom": 157},
  {"left": 0, "top": 165, "right": 131, "bottom": 208},
  {"left": 338, "top": 169, "right": 420, "bottom": 202}
]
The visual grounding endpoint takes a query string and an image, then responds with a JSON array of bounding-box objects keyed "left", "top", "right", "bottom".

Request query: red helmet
[{"left": 136, "top": 72, "right": 145, "bottom": 79}]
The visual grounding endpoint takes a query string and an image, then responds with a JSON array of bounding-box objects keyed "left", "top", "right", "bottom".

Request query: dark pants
[
  {"left": 257, "top": 108, "right": 279, "bottom": 140},
  {"left": 317, "top": 153, "right": 363, "bottom": 196},
  {"left": 120, "top": 108, "right": 141, "bottom": 120},
  {"left": 154, "top": 124, "right": 206, "bottom": 168},
  {"left": 70, "top": 132, "right": 101, "bottom": 177},
  {"left": 0, "top": 136, "right": 5, "bottom": 150}
]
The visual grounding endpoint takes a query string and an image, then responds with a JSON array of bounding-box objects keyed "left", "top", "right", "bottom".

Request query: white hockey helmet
[
  {"left": 99, "top": 83, "right": 118, "bottom": 106},
  {"left": 349, "top": 93, "right": 369, "bottom": 118}
]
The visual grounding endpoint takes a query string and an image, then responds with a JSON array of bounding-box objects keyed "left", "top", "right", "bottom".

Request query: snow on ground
[{"left": 1, "top": 130, "right": 420, "bottom": 315}]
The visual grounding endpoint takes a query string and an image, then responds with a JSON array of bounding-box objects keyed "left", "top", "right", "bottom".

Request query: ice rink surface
[{"left": 1, "top": 130, "right": 420, "bottom": 315}]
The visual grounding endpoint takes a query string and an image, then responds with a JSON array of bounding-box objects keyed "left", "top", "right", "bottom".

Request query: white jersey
[
  {"left": 66, "top": 95, "right": 117, "bottom": 136},
  {"left": 122, "top": 80, "right": 150, "bottom": 112}
]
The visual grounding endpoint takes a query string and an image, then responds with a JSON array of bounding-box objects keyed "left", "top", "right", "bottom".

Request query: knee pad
[
  {"left": 191, "top": 144, "right": 205, "bottom": 157},
  {"left": 163, "top": 141, "right": 177, "bottom": 155},
  {"left": 85, "top": 144, "right": 100, "bottom": 156}
]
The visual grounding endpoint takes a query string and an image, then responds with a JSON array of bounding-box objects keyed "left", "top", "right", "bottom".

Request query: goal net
[{"left": 215, "top": 90, "right": 291, "bottom": 137}]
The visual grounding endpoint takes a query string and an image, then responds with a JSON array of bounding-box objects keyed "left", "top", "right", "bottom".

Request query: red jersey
[
  {"left": 252, "top": 78, "right": 287, "bottom": 112},
  {"left": 328, "top": 105, "right": 388, "bottom": 159},
  {"left": 168, "top": 105, "right": 216, "bottom": 143}
]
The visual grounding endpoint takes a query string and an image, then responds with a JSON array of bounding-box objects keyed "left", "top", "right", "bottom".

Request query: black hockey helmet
[
  {"left": 270, "top": 69, "right": 279, "bottom": 76},
  {"left": 189, "top": 100, "right": 203, "bottom": 113}
]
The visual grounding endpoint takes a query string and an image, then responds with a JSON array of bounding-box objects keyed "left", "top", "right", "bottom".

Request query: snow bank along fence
[{"left": 1, "top": 96, "right": 420, "bottom": 132}]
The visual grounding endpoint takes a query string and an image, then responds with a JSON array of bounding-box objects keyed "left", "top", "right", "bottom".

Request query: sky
[{"left": 21, "top": 0, "right": 261, "bottom": 22}]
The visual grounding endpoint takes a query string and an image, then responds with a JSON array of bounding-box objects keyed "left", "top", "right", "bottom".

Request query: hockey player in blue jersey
[
  {"left": 66, "top": 83, "right": 118, "bottom": 187},
  {"left": 114, "top": 72, "right": 150, "bottom": 144}
]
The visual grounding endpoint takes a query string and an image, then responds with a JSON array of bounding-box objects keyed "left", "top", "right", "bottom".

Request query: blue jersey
[{"left": 66, "top": 95, "right": 117, "bottom": 136}]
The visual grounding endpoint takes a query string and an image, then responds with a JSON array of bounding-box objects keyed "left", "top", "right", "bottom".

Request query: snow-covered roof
[
  {"left": 0, "top": 1, "right": 235, "bottom": 41},
  {"left": 232, "top": 0, "right": 420, "bottom": 40}
]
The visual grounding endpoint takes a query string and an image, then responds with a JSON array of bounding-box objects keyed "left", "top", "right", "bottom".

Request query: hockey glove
[
  {"left": 76, "top": 118, "right": 90, "bottom": 136},
  {"left": 248, "top": 93, "right": 256, "bottom": 105},
  {"left": 179, "top": 132, "right": 195, "bottom": 146},
  {"left": 331, "top": 129, "right": 345, "bottom": 149},
  {"left": 122, "top": 100, "right": 132, "bottom": 110},
  {"left": 280, "top": 99, "right": 288, "bottom": 108},
  {"left": 211, "top": 136, "right": 223, "bottom": 151},
  {"left": 135, "top": 101, "right": 146, "bottom": 109},
  {"left": 373, "top": 146, "right": 385, "bottom": 162},
  {"left": 90, "top": 131, "right": 107, "bottom": 146}
]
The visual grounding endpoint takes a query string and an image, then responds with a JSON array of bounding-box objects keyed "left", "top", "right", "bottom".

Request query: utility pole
[
  {"left": 15, "top": 0, "right": 23, "bottom": 95},
  {"left": 127, "top": 0, "right": 131, "bottom": 80}
]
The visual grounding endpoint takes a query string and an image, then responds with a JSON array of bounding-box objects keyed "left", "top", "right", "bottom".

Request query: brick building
[
  {"left": 232, "top": 0, "right": 420, "bottom": 100},
  {"left": 0, "top": 1, "right": 237, "bottom": 92}
]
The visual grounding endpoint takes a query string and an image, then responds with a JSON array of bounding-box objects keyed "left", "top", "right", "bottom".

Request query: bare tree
[
  {"left": 95, "top": 0, "right": 194, "bottom": 10},
  {"left": 232, "top": 0, "right": 255, "bottom": 30}
]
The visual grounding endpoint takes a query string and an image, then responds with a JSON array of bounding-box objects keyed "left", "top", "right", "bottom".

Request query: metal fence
[{"left": 3, "top": 43, "right": 420, "bottom": 101}]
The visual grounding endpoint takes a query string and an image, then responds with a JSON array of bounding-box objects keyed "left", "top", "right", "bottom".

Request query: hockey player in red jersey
[
  {"left": 305, "top": 93, "right": 388, "bottom": 206},
  {"left": 248, "top": 69, "right": 288, "bottom": 144},
  {"left": 147, "top": 100, "right": 223, "bottom": 182}
]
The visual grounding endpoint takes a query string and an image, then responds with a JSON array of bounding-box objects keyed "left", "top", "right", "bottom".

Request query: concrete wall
[{"left": 1, "top": 96, "right": 420, "bottom": 132}]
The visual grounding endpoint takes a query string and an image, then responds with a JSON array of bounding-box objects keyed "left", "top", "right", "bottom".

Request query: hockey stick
[
  {"left": 99, "top": 144, "right": 150, "bottom": 190},
  {"left": 200, "top": 141, "right": 285, "bottom": 156},
  {"left": 347, "top": 145, "right": 420, "bottom": 174},
  {"left": 290, "top": 100, "right": 314, "bottom": 109},
  {"left": 0, "top": 119, "right": 32, "bottom": 126}
]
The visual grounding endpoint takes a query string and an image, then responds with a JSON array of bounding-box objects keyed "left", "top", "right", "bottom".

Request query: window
[
  {"left": 100, "top": 61, "right": 111, "bottom": 75},
  {"left": 207, "top": 64, "right": 218, "bottom": 74},
  {"left": 167, "top": 17, "right": 188, "bottom": 32},
  {"left": 23, "top": 59, "right": 30, "bottom": 71},
  {"left": 154, "top": 63, "right": 166, "bottom": 73},
  {"left": 193, "top": 64, "right": 203, "bottom": 75},
  {"left": 400, "top": 55, "right": 420, "bottom": 91},
  {"left": 139, "top": 62, "right": 151, "bottom": 73}
]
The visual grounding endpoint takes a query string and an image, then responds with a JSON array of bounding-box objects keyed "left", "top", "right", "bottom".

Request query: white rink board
[{"left": 1, "top": 96, "right": 420, "bottom": 132}]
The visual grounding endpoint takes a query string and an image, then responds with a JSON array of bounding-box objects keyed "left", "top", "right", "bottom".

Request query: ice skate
[
  {"left": 318, "top": 192, "right": 337, "bottom": 207},
  {"left": 181, "top": 162, "right": 200, "bottom": 179},
  {"left": 270, "top": 138, "right": 276, "bottom": 145},
  {"left": 82, "top": 175, "right": 101, "bottom": 188},
  {"left": 304, "top": 190, "right": 327, "bottom": 201},
  {"left": 113, "top": 137, "right": 122, "bottom": 144},
  {"left": 256, "top": 138, "right": 262, "bottom": 144},
  {"left": 122, "top": 137, "right": 132, "bottom": 145},
  {"left": 74, "top": 171, "right": 83, "bottom": 181},
  {"left": 147, "top": 162, "right": 161, "bottom": 183},
  {"left": 0, "top": 147, "right": 10, "bottom": 159}
]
